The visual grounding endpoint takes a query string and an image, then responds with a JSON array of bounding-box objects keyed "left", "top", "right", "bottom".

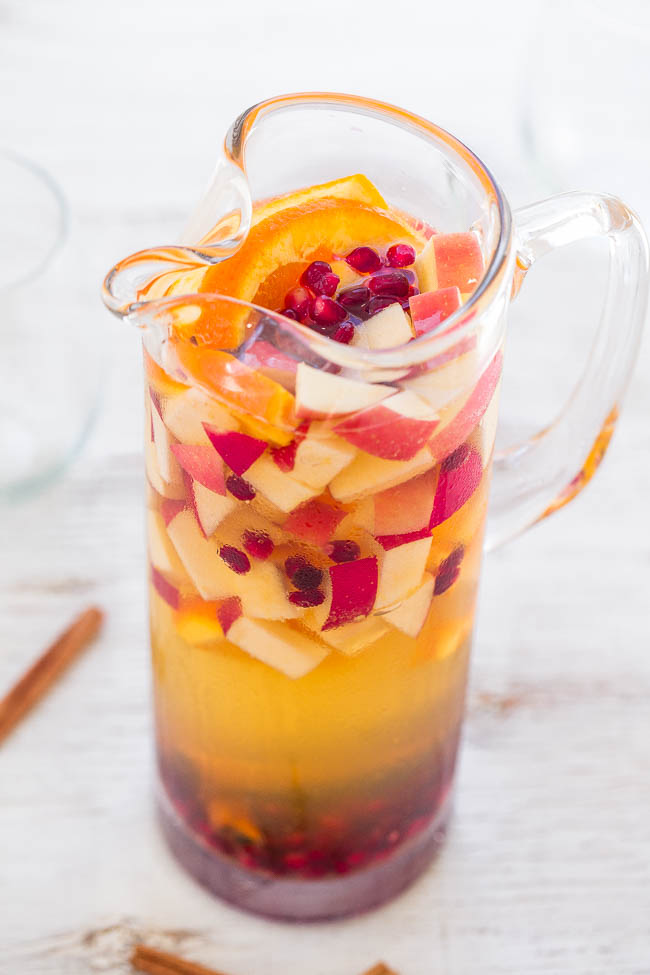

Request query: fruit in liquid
[{"left": 144, "top": 174, "right": 501, "bottom": 890}]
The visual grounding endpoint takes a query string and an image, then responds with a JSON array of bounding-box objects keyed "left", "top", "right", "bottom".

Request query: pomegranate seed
[
  {"left": 386, "top": 243, "right": 416, "bottom": 267},
  {"left": 325, "top": 539, "right": 360, "bottom": 563},
  {"left": 434, "top": 546, "right": 465, "bottom": 595},
  {"left": 441, "top": 443, "right": 471, "bottom": 473},
  {"left": 281, "top": 307, "right": 298, "bottom": 320},
  {"left": 311, "top": 295, "right": 346, "bottom": 327},
  {"left": 285, "top": 286, "right": 312, "bottom": 318},
  {"left": 332, "top": 322, "right": 355, "bottom": 344},
  {"left": 366, "top": 295, "right": 400, "bottom": 317},
  {"left": 285, "top": 555, "right": 309, "bottom": 580},
  {"left": 338, "top": 285, "right": 370, "bottom": 312},
  {"left": 346, "top": 246, "right": 381, "bottom": 274},
  {"left": 289, "top": 588, "right": 325, "bottom": 607},
  {"left": 226, "top": 474, "right": 256, "bottom": 500},
  {"left": 301, "top": 261, "right": 340, "bottom": 297},
  {"left": 291, "top": 563, "right": 323, "bottom": 591},
  {"left": 220, "top": 545, "right": 251, "bottom": 575},
  {"left": 368, "top": 269, "right": 410, "bottom": 297},
  {"left": 243, "top": 530, "right": 274, "bottom": 560}
]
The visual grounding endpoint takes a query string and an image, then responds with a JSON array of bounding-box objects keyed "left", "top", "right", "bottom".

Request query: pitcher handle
[{"left": 485, "top": 192, "right": 648, "bottom": 550}]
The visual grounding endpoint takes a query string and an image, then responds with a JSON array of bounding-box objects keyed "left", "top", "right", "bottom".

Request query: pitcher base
[{"left": 157, "top": 788, "right": 452, "bottom": 922}]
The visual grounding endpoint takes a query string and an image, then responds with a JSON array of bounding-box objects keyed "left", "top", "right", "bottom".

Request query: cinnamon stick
[
  {"left": 131, "top": 945, "right": 230, "bottom": 975},
  {"left": 131, "top": 945, "right": 400, "bottom": 975},
  {"left": 0, "top": 606, "right": 104, "bottom": 745}
]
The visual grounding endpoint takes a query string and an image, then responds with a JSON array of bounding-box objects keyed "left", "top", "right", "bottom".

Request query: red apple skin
[
  {"left": 429, "top": 351, "right": 502, "bottom": 462},
  {"left": 284, "top": 500, "right": 345, "bottom": 546},
  {"left": 203, "top": 428, "right": 267, "bottom": 476},
  {"left": 170, "top": 443, "right": 226, "bottom": 495},
  {"left": 430, "top": 446, "right": 483, "bottom": 527},
  {"left": 242, "top": 341, "right": 298, "bottom": 389},
  {"left": 151, "top": 566, "right": 180, "bottom": 610},
  {"left": 375, "top": 527, "right": 433, "bottom": 551},
  {"left": 410, "top": 286, "right": 462, "bottom": 336},
  {"left": 334, "top": 402, "right": 438, "bottom": 462},
  {"left": 217, "top": 596, "right": 242, "bottom": 635},
  {"left": 433, "top": 233, "right": 484, "bottom": 292},
  {"left": 322, "top": 557, "right": 378, "bottom": 630},
  {"left": 403, "top": 335, "right": 477, "bottom": 381},
  {"left": 160, "top": 498, "right": 186, "bottom": 526}
]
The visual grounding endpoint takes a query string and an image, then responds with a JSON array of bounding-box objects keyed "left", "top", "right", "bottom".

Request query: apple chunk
[
  {"left": 284, "top": 500, "right": 345, "bottom": 546},
  {"left": 163, "top": 387, "right": 240, "bottom": 444},
  {"left": 191, "top": 480, "right": 236, "bottom": 537},
  {"left": 170, "top": 443, "right": 225, "bottom": 494},
  {"left": 383, "top": 574, "right": 435, "bottom": 637},
  {"left": 351, "top": 302, "right": 413, "bottom": 349},
  {"left": 429, "top": 351, "right": 502, "bottom": 463},
  {"left": 334, "top": 390, "right": 438, "bottom": 461},
  {"left": 203, "top": 428, "right": 267, "bottom": 475},
  {"left": 151, "top": 566, "right": 180, "bottom": 610},
  {"left": 295, "top": 363, "right": 394, "bottom": 419},
  {"left": 242, "top": 340, "right": 299, "bottom": 391},
  {"left": 409, "top": 287, "right": 462, "bottom": 337},
  {"left": 319, "top": 615, "right": 388, "bottom": 655},
  {"left": 322, "top": 557, "right": 378, "bottom": 630},
  {"left": 330, "top": 446, "right": 434, "bottom": 503},
  {"left": 245, "top": 453, "right": 317, "bottom": 512},
  {"left": 227, "top": 618, "right": 328, "bottom": 679},
  {"left": 415, "top": 232, "right": 484, "bottom": 294},
  {"left": 430, "top": 445, "right": 483, "bottom": 527},
  {"left": 373, "top": 468, "right": 438, "bottom": 536},
  {"left": 290, "top": 424, "right": 356, "bottom": 490},
  {"left": 376, "top": 535, "right": 432, "bottom": 609},
  {"left": 149, "top": 394, "right": 184, "bottom": 491},
  {"left": 148, "top": 510, "right": 190, "bottom": 583}
]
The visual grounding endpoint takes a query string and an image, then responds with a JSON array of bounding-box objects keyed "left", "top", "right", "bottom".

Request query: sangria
[{"left": 143, "top": 173, "right": 501, "bottom": 918}]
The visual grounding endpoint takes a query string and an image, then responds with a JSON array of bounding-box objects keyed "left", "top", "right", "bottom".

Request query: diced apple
[
  {"left": 151, "top": 566, "right": 180, "bottom": 610},
  {"left": 148, "top": 510, "right": 190, "bottom": 583},
  {"left": 245, "top": 453, "right": 317, "bottom": 512},
  {"left": 333, "top": 391, "right": 438, "bottom": 461},
  {"left": 284, "top": 500, "right": 345, "bottom": 546},
  {"left": 191, "top": 480, "right": 236, "bottom": 537},
  {"left": 322, "top": 557, "right": 378, "bottom": 630},
  {"left": 160, "top": 498, "right": 186, "bottom": 526},
  {"left": 330, "top": 446, "right": 434, "bottom": 503},
  {"left": 415, "top": 232, "right": 484, "bottom": 294},
  {"left": 170, "top": 443, "right": 226, "bottom": 494},
  {"left": 430, "top": 446, "right": 483, "bottom": 528},
  {"left": 295, "top": 363, "right": 394, "bottom": 419},
  {"left": 227, "top": 617, "right": 328, "bottom": 679},
  {"left": 403, "top": 340, "right": 479, "bottom": 413},
  {"left": 290, "top": 424, "right": 356, "bottom": 490},
  {"left": 320, "top": 615, "right": 388, "bottom": 655},
  {"left": 217, "top": 596, "right": 242, "bottom": 635},
  {"left": 373, "top": 468, "right": 438, "bottom": 536},
  {"left": 167, "top": 509, "right": 297, "bottom": 618},
  {"left": 241, "top": 341, "right": 299, "bottom": 391},
  {"left": 351, "top": 303, "right": 413, "bottom": 349},
  {"left": 409, "top": 287, "right": 462, "bottom": 337},
  {"left": 162, "top": 387, "right": 240, "bottom": 444},
  {"left": 149, "top": 394, "right": 184, "bottom": 490},
  {"left": 383, "top": 574, "right": 435, "bottom": 638},
  {"left": 478, "top": 381, "right": 501, "bottom": 463},
  {"left": 203, "top": 428, "right": 267, "bottom": 476},
  {"left": 429, "top": 351, "right": 502, "bottom": 463},
  {"left": 376, "top": 535, "right": 432, "bottom": 609},
  {"left": 145, "top": 436, "right": 186, "bottom": 500}
]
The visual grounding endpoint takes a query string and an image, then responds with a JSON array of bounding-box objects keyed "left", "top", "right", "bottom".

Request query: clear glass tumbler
[
  {"left": 0, "top": 151, "right": 103, "bottom": 500},
  {"left": 103, "top": 93, "right": 648, "bottom": 921}
]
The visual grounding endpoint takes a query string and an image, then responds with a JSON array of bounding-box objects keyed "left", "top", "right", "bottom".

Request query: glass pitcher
[{"left": 102, "top": 93, "right": 648, "bottom": 922}]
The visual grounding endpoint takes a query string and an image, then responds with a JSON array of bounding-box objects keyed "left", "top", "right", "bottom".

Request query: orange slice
[
  {"left": 201, "top": 197, "right": 423, "bottom": 306},
  {"left": 175, "top": 345, "right": 296, "bottom": 443},
  {"left": 251, "top": 173, "right": 387, "bottom": 226}
]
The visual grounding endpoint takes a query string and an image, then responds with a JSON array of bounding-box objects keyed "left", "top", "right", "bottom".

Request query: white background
[{"left": 1, "top": 1, "right": 649, "bottom": 973}]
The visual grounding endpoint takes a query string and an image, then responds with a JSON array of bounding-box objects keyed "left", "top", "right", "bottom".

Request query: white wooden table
[{"left": 1, "top": 2, "right": 649, "bottom": 972}]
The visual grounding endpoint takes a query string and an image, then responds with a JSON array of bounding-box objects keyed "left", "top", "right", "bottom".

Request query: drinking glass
[
  {"left": 103, "top": 93, "right": 648, "bottom": 921},
  {"left": 0, "top": 151, "right": 103, "bottom": 500}
]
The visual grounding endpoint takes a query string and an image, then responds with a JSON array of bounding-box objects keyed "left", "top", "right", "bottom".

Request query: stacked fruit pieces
[{"left": 146, "top": 174, "right": 501, "bottom": 679}]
